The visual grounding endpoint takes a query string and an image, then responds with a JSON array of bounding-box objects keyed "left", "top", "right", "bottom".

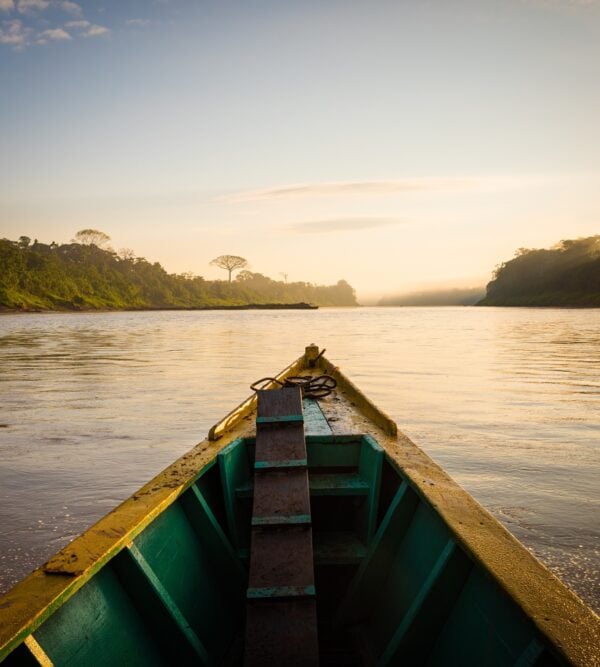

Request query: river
[{"left": 0, "top": 307, "right": 598, "bottom": 612}]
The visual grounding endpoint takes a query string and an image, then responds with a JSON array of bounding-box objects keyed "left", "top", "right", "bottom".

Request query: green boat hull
[{"left": 1, "top": 347, "right": 598, "bottom": 666}]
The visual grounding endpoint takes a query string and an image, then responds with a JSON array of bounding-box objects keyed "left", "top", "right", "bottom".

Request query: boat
[{"left": 0, "top": 345, "right": 598, "bottom": 666}]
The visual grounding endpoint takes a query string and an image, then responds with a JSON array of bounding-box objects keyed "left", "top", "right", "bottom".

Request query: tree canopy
[
  {"left": 478, "top": 236, "right": 600, "bottom": 307},
  {"left": 210, "top": 255, "right": 248, "bottom": 282},
  {"left": 72, "top": 229, "right": 111, "bottom": 247}
]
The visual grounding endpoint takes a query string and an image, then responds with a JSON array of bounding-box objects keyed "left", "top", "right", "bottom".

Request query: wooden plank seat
[
  {"left": 236, "top": 473, "right": 370, "bottom": 498},
  {"left": 244, "top": 388, "right": 319, "bottom": 666}
]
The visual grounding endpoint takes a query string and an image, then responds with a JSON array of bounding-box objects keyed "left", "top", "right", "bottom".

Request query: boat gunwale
[
  {"left": 315, "top": 354, "right": 600, "bottom": 667},
  {"left": 207, "top": 351, "right": 309, "bottom": 441},
  {"left": 0, "top": 346, "right": 598, "bottom": 666},
  {"left": 0, "top": 352, "right": 310, "bottom": 661}
]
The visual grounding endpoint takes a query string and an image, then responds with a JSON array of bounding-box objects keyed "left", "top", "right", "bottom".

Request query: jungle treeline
[
  {"left": 0, "top": 238, "right": 357, "bottom": 311},
  {"left": 478, "top": 236, "right": 600, "bottom": 307}
]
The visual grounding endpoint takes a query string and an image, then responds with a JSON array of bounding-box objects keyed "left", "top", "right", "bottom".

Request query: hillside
[
  {"left": 478, "top": 236, "right": 600, "bottom": 307},
  {"left": 0, "top": 238, "right": 357, "bottom": 311}
]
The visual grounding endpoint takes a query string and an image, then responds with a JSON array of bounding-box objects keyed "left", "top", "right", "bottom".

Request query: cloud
[
  {"left": 284, "top": 217, "right": 404, "bottom": 234},
  {"left": 64, "top": 19, "right": 109, "bottom": 36},
  {"left": 227, "top": 179, "right": 474, "bottom": 202},
  {"left": 17, "top": 0, "right": 49, "bottom": 13},
  {"left": 0, "top": 18, "right": 30, "bottom": 45},
  {"left": 63, "top": 19, "right": 108, "bottom": 36},
  {"left": 83, "top": 23, "right": 108, "bottom": 36},
  {"left": 1, "top": 0, "right": 109, "bottom": 48},
  {"left": 64, "top": 18, "right": 87, "bottom": 27},
  {"left": 126, "top": 18, "right": 149, "bottom": 26},
  {"left": 36, "top": 26, "right": 69, "bottom": 41},
  {"left": 59, "top": 1, "right": 81, "bottom": 15},
  {"left": 9, "top": 0, "right": 82, "bottom": 14}
]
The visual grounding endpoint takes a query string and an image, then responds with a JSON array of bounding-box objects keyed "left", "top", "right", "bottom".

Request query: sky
[{"left": 1, "top": 0, "right": 599, "bottom": 300}]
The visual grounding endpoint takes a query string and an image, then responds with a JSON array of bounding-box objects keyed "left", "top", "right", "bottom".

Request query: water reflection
[{"left": 0, "top": 307, "right": 598, "bottom": 611}]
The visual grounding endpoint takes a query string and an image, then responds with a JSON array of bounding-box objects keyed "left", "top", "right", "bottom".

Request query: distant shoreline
[
  {"left": 377, "top": 304, "right": 599, "bottom": 309},
  {"left": 0, "top": 303, "right": 320, "bottom": 314},
  {"left": 4, "top": 304, "right": 600, "bottom": 316}
]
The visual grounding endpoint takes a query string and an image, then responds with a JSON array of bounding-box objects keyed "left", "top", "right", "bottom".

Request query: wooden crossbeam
[
  {"left": 334, "top": 482, "right": 419, "bottom": 629},
  {"left": 116, "top": 544, "right": 210, "bottom": 664}
]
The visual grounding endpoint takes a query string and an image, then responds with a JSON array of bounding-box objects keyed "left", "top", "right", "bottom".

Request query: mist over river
[{"left": 0, "top": 307, "right": 598, "bottom": 611}]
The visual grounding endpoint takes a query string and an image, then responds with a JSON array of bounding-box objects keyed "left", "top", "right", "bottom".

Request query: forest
[
  {"left": 478, "top": 236, "right": 600, "bottom": 307},
  {"left": 0, "top": 235, "right": 358, "bottom": 311}
]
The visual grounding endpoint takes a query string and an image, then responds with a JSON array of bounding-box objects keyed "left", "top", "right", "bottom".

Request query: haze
[{"left": 1, "top": 0, "right": 599, "bottom": 301}]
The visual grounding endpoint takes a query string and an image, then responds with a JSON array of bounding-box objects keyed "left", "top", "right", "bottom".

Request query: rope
[{"left": 250, "top": 374, "right": 337, "bottom": 399}]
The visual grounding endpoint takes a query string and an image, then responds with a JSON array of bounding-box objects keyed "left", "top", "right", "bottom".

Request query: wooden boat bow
[{"left": 0, "top": 345, "right": 598, "bottom": 666}]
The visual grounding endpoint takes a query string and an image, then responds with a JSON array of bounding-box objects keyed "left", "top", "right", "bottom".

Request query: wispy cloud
[
  {"left": 59, "top": 0, "right": 81, "bottom": 15},
  {"left": 283, "top": 217, "right": 404, "bottom": 234},
  {"left": 0, "top": 0, "right": 15, "bottom": 13},
  {"left": 226, "top": 179, "right": 474, "bottom": 202},
  {"left": 36, "top": 26, "right": 69, "bottom": 42},
  {"left": 16, "top": 0, "right": 49, "bottom": 14},
  {"left": 126, "top": 18, "right": 150, "bottom": 27},
  {"left": 64, "top": 18, "right": 109, "bottom": 37},
  {"left": 83, "top": 23, "right": 108, "bottom": 36},
  {"left": 0, "top": 17, "right": 29, "bottom": 44},
  {"left": 64, "top": 18, "right": 86, "bottom": 28},
  {"left": 16, "top": 0, "right": 80, "bottom": 14}
]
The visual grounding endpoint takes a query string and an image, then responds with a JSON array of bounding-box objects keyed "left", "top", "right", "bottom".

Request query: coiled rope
[{"left": 250, "top": 374, "right": 337, "bottom": 399}]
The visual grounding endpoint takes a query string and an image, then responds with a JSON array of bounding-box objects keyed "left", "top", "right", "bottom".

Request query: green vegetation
[
  {"left": 478, "top": 236, "right": 600, "bottom": 307},
  {"left": 0, "top": 236, "right": 357, "bottom": 311}
]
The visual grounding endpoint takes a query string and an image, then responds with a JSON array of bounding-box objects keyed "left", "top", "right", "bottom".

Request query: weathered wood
[
  {"left": 24, "top": 636, "right": 53, "bottom": 667},
  {"left": 302, "top": 398, "right": 332, "bottom": 436},
  {"left": 244, "top": 600, "right": 319, "bottom": 667},
  {"left": 217, "top": 438, "right": 250, "bottom": 549},
  {"left": 208, "top": 351, "right": 308, "bottom": 441},
  {"left": 254, "top": 391, "right": 307, "bottom": 466},
  {"left": 116, "top": 544, "right": 210, "bottom": 664},
  {"left": 377, "top": 540, "right": 471, "bottom": 665},
  {"left": 251, "top": 470, "right": 311, "bottom": 525},
  {"left": 357, "top": 434, "right": 384, "bottom": 544},
  {"left": 335, "top": 482, "right": 419, "bottom": 628},
  {"left": 313, "top": 532, "right": 367, "bottom": 565},
  {"left": 2, "top": 346, "right": 599, "bottom": 667},
  {"left": 178, "top": 484, "right": 246, "bottom": 591},
  {"left": 245, "top": 388, "right": 319, "bottom": 666},
  {"left": 236, "top": 473, "right": 370, "bottom": 498}
]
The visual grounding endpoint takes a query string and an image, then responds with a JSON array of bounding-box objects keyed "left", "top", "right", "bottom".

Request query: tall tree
[
  {"left": 210, "top": 255, "right": 248, "bottom": 282},
  {"left": 72, "top": 229, "right": 111, "bottom": 247},
  {"left": 118, "top": 247, "right": 136, "bottom": 260}
]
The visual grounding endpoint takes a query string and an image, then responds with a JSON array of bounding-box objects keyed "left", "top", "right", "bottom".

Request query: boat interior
[
  {"left": 2, "top": 347, "right": 597, "bottom": 666},
  {"left": 3, "top": 394, "right": 566, "bottom": 666}
]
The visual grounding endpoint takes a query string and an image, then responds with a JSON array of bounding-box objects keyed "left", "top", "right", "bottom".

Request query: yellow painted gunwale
[
  {"left": 0, "top": 351, "right": 308, "bottom": 661},
  {"left": 0, "top": 346, "right": 598, "bottom": 666},
  {"left": 314, "top": 355, "right": 600, "bottom": 667}
]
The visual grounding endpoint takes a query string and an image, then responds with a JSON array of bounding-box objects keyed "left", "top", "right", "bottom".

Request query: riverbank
[
  {"left": 0, "top": 302, "right": 320, "bottom": 314},
  {"left": 0, "top": 238, "right": 358, "bottom": 311}
]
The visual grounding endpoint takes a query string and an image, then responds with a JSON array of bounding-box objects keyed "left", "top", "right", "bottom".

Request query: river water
[{"left": 0, "top": 308, "right": 598, "bottom": 611}]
